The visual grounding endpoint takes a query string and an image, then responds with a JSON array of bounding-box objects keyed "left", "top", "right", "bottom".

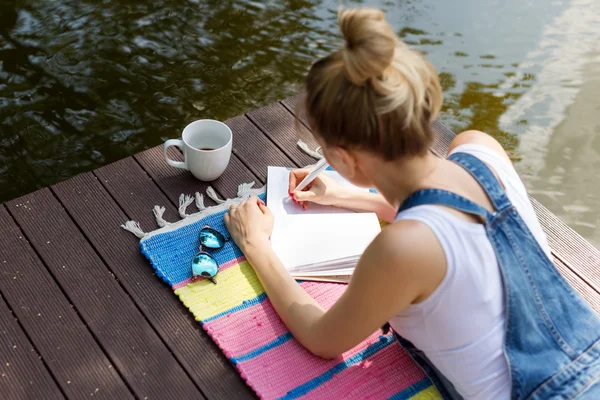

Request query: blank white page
[{"left": 267, "top": 166, "right": 381, "bottom": 272}]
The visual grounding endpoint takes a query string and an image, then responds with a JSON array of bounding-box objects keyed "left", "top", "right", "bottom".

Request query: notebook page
[
  {"left": 271, "top": 212, "right": 380, "bottom": 271},
  {"left": 267, "top": 166, "right": 381, "bottom": 272}
]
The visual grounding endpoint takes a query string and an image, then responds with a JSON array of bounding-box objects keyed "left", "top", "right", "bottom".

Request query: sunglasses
[{"left": 191, "top": 226, "right": 229, "bottom": 284}]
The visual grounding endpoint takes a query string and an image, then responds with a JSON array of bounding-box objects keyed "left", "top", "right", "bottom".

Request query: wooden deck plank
[
  {"left": 7, "top": 189, "right": 199, "bottom": 400},
  {"left": 95, "top": 157, "right": 182, "bottom": 232},
  {"left": 53, "top": 169, "right": 253, "bottom": 400},
  {"left": 0, "top": 290, "right": 64, "bottom": 399},
  {"left": 0, "top": 206, "right": 131, "bottom": 399},
  {"left": 280, "top": 94, "right": 309, "bottom": 128},
  {"left": 552, "top": 256, "right": 600, "bottom": 314},
  {"left": 134, "top": 146, "right": 214, "bottom": 211},
  {"left": 429, "top": 120, "right": 456, "bottom": 159},
  {"left": 205, "top": 151, "right": 261, "bottom": 200},
  {"left": 246, "top": 102, "right": 319, "bottom": 167},
  {"left": 531, "top": 198, "right": 600, "bottom": 292},
  {"left": 135, "top": 146, "right": 259, "bottom": 210},
  {"left": 226, "top": 114, "right": 297, "bottom": 182}
]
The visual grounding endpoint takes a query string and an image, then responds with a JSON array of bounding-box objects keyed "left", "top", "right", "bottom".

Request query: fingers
[
  {"left": 235, "top": 196, "right": 267, "bottom": 211},
  {"left": 289, "top": 169, "right": 310, "bottom": 192},
  {"left": 258, "top": 203, "right": 272, "bottom": 216},
  {"left": 292, "top": 190, "right": 316, "bottom": 202},
  {"left": 288, "top": 171, "right": 297, "bottom": 193},
  {"left": 245, "top": 195, "right": 264, "bottom": 207},
  {"left": 228, "top": 204, "right": 238, "bottom": 219}
]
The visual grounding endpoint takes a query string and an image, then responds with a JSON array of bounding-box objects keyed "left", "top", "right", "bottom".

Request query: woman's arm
[
  {"left": 333, "top": 190, "right": 397, "bottom": 223},
  {"left": 225, "top": 197, "right": 435, "bottom": 358},
  {"left": 289, "top": 170, "right": 397, "bottom": 222}
]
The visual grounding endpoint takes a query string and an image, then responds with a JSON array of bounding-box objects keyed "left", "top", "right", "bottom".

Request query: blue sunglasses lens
[
  {"left": 191, "top": 253, "right": 219, "bottom": 278},
  {"left": 199, "top": 228, "right": 226, "bottom": 249}
]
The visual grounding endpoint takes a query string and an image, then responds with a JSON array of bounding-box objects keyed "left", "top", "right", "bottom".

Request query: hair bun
[{"left": 339, "top": 8, "right": 396, "bottom": 85}]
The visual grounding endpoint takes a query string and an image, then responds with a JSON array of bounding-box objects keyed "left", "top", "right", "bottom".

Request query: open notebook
[{"left": 267, "top": 166, "right": 381, "bottom": 283}]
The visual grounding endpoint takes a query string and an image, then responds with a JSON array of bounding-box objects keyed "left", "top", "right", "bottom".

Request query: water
[{"left": 0, "top": 0, "right": 598, "bottom": 246}]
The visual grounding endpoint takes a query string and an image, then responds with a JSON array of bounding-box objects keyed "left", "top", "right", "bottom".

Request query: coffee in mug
[{"left": 163, "top": 119, "right": 232, "bottom": 181}]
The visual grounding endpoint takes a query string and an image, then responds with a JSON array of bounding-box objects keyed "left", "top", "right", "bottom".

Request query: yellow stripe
[
  {"left": 175, "top": 261, "right": 265, "bottom": 321},
  {"left": 408, "top": 385, "right": 442, "bottom": 400}
]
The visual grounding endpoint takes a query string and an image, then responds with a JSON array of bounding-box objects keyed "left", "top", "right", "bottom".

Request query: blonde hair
[{"left": 304, "top": 8, "right": 443, "bottom": 160}]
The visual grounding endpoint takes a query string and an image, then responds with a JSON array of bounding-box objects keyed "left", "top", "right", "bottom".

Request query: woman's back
[{"left": 389, "top": 143, "right": 551, "bottom": 399}]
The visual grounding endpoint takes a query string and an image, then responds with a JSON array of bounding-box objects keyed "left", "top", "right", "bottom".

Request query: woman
[{"left": 224, "top": 8, "right": 600, "bottom": 399}]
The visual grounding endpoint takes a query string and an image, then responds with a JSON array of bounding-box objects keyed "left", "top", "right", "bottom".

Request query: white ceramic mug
[{"left": 164, "top": 120, "right": 232, "bottom": 181}]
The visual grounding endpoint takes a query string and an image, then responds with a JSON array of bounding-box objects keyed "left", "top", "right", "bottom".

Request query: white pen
[{"left": 293, "top": 157, "right": 330, "bottom": 192}]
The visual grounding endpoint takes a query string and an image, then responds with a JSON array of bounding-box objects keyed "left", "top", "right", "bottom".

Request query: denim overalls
[{"left": 393, "top": 152, "right": 600, "bottom": 399}]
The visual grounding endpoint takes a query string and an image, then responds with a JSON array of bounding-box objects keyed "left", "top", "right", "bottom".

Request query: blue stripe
[
  {"left": 202, "top": 279, "right": 305, "bottom": 324},
  {"left": 279, "top": 334, "right": 396, "bottom": 399},
  {"left": 202, "top": 292, "right": 268, "bottom": 324},
  {"left": 387, "top": 377, "right": 433, "bottom": 399},
  {"left": 231, "top": 332, "right": 294, "bottom": 365}
]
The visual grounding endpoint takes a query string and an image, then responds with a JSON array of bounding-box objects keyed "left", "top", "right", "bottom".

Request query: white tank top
[{"left": 389, "top": 144, "right": 552, "bottom": 400}]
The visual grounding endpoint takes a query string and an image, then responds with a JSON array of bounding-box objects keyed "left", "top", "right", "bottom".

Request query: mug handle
[{"left": 164, "top": 139, "right": 188, "bottom": 170}]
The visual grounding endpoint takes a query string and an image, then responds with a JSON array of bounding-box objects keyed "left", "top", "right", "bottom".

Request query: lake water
[{"left": 0, "top": 0, "right": 599, "bottom": 247}]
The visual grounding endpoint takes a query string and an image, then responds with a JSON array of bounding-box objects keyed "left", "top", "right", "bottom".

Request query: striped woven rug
[{"left": 122, "top": 184, "right": 441, "bottom": 400}]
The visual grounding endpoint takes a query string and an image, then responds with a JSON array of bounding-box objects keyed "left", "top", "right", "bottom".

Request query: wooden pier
[{"left": 1, "top": 96, "right": 599, "bottom": 399}]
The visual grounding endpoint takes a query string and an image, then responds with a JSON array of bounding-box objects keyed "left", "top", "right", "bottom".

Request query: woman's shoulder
[{"left": 361, "top": 219, "right": 447, "bottom": 302}]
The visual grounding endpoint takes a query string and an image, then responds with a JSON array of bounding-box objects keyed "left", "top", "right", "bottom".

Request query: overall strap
[
  {"left": 448, "top": 152, "right": 511, "bottom": 211},
  {"left": 398, "top": 188, "right": 493, "bottom": 221}
]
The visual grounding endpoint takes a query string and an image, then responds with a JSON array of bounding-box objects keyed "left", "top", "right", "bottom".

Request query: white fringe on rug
[
  {"left": 121, "top": 181, "right": 264, "bottom": 241},
  {"left": 122, "top": 140, "right": 317, "bottom": 240},
  {"left": 121, "top": 221, "right": 147, "bottom": 239},
  {"left": 297, "top": 139, "right": 323, "bottom": 159},
  {"left": 153, "top": 206, "right": 171, "bottom": 228}
]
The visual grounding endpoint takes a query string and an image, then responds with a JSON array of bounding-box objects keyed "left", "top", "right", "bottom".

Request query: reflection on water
[
  {"left": 495, "top": 0, "right": 600, "bottom": 246},
  {"left": 520, "top": 58, "right": 600, "bottom": 245},
  {"left": 0, "top": 0, "right": 337, "bottom": 201},
  {"left": 0, "top": 0, "right": 598, "bottom": 246}
]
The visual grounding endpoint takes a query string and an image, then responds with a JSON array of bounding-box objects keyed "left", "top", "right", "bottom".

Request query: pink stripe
[
  {"left": 171, "top": 256, "right": 247, "bottom": 290},
  {"left": 300, "top": 281, "right": 347, "bottom": 309},
  {"left": 236, "top": 331, "right": 388, "bottom": 399},
  {"left": 204, "top": 282, "right": 346, "bottom": 358},
  {"left": 301, "top": 342, "right": 425, "bottom": 399}
]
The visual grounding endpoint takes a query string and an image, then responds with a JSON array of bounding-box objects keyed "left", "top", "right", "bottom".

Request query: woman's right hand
[{"left": 288, "top": 169, "right": 346, "bottom": 208}]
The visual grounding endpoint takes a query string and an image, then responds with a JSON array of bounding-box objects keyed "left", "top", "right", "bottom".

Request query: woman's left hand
[{"left": 224, "top": 196, "right": 274, "bottom": 252}]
